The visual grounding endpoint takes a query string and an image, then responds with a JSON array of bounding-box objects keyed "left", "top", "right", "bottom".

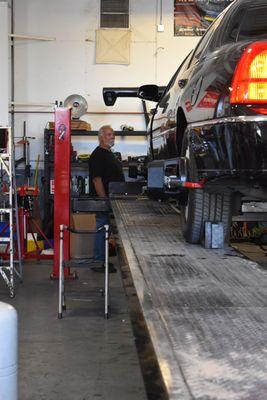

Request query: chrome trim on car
[{"left": 188, "top": 115, "right": 267, "bottom": 129}]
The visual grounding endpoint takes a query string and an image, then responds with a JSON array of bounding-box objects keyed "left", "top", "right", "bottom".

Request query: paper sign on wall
[{"left": 96, "top": 29, "right": 131, "bottom": 65}]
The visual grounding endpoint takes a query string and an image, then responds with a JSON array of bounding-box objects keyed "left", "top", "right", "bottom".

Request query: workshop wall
[{"left": 13, "top": 0, "right": 200, "bottom": 166}]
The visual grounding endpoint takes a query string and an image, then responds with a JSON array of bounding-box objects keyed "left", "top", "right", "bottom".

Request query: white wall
[
  {"left": 13, "top": 0, "right": 200, "bottom": 165},
  {"left": 0, "top": 2, "right": 9, "bottom": 126}
]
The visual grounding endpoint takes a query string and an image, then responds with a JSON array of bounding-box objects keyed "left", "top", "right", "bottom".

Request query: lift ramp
[{"left": 111, "top": 198, "right": 267, "bottom": 400}]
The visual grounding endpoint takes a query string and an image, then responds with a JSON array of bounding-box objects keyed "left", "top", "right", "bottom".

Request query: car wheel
[{"left": 180, "top": 150, "right": 232, "bottom": 244}]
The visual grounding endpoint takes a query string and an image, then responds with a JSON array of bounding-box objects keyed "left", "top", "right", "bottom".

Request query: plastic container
[{"left": 0, "top": 302, "right": 18, "bottom": 400}]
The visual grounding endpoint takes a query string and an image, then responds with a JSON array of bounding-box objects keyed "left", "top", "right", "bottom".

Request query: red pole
[{"left": 51, "top": 106, "right": 72, "bottom": 279}]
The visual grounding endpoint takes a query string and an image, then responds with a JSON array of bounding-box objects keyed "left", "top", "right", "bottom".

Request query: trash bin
[{"left": 0, "top": 302, "right": 18, "bottom": 400}]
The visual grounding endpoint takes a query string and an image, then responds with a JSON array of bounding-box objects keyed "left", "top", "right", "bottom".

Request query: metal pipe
[
  {"left": 11, "top": 102, "right": 54, "bottom": 107},
  {"left": 9, "top": 7, "right": 24, "bottom": 280},
  {"left": 104, "top": 224, "right": 109, "bottom": 319},
  {"left": 9, "top": 33, "right": 55, "bottom": 41},
  {"left": 58, "top": 225, "right": 64, "bottom": 319},
  {"left": 0, "top": 3, "right": 9, "bottom": 125},
  {"left": 10, "top": 0, "right": 15, "bottom": 133},
  {"left": 8, "top": 130, "right": 14, "bottom": 297},
  {"left": 9, "top": 110, "right": 144, "bottom": 115}
]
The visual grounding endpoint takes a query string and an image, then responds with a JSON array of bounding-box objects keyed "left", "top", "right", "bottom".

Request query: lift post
[{"left": 51, "top": 105, "right": 73, "bottom": 279}]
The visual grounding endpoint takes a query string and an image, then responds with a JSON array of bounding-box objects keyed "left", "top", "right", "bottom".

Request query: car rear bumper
[{"left": 188, "top": 116, "right": 267, "bottom": 184}]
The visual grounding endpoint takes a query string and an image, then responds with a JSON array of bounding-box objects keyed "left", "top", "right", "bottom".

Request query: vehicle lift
[
  {"left": 52, "top": 104, "right": 111, "bottom": 318},
  {"left": 52, "top": 103, "right": 114, "bottom": 279},
  {"left": 51, "top": 104, "right": 73, "bottom": 279}
]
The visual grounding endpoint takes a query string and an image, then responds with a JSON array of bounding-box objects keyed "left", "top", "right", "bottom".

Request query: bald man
[{"left": 89, "top": 125, "right": 125, "bottom": 272}]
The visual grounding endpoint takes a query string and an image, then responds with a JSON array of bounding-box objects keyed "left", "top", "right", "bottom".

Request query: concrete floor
[{"left": 0, "top": 258, "right": 147, "bottom": 400}]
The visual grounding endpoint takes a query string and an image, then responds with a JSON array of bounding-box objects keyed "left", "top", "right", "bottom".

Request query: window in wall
[{"left": 100, "top": 0, "right": 129, "bottom": 28}]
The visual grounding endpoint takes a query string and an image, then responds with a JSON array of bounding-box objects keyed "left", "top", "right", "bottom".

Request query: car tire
[{"left": 180, "top": 151, "right": 232, "bottom": 244}]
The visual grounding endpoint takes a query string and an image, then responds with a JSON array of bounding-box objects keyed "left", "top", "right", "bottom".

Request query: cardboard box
[{"left": 70, "top": 212, "right": 96, "bottom": 259}]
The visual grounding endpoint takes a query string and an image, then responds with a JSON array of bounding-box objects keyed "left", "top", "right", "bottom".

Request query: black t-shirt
[{"left": 89, "top": 146, "right": 125, "bottom": 196}]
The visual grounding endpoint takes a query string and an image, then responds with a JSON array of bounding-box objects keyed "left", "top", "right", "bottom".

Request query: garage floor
[
  {"left": 1, "top": 202, "right": 267, "bottom": 400},
  {"left": 0, "top": 259, "right": 147, "bottom": 400},
  {"left": 112, "top": 198, "right": 267, "bottom": 400}
]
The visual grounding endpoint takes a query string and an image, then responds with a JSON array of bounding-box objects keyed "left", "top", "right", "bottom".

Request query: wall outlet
[{"left": 157, "top": 24, "right": 164, "bottom": 32}]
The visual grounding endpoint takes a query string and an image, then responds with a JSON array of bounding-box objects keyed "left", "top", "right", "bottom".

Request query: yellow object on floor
[{"left": 27, "top": 233, "right": 44, "bottom": 252}]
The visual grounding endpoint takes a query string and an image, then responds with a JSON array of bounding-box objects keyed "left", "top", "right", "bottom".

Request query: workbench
[{"left": 111, "top": 198, "right": 267, "bottom": 400}]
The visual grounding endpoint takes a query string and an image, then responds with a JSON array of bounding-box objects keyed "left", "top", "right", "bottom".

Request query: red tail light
[{"left": 230, "top": 41, "right": 267, "bottom": 105}]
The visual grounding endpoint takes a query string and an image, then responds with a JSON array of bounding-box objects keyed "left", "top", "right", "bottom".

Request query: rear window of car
[
  {"left": 238, "top": 6, "right": 267, "bottom": 41},
  {"left": 189, "top": 12, "right": 225, "bottom": 66}
]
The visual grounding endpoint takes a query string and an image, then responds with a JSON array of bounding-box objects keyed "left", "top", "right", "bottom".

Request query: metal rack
[
  {"left": 58, "top": 223, "right": 110, "bottom": 319},
  {"left": 0, "top": 127, "right": 22, "bottom": 297}
]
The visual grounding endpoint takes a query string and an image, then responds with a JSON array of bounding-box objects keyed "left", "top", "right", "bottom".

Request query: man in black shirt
[
  {"left": 90, "top": 127, "right": 125, "bottom": 197},
  {"left": 89, "top": 125, "right": 125, "bottom": 271}
]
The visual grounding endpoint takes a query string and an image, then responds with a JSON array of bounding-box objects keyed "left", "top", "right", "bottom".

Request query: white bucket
[{"left": 0, "top": 302, "right": 18, "bottom": 400}]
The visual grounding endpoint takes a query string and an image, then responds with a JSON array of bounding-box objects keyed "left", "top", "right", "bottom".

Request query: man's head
[{"left": 98, "top": 125, "right": 115, "bottom": 149}]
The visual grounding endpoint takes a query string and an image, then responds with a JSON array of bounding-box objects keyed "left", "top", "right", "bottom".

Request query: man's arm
[{"left": 93, "top": 177, "right": 107, "bottom": 198}]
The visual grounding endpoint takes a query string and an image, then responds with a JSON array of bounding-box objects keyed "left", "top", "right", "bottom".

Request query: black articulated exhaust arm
[
  {"left": 103, "top": 86, "right": 166, "bottom": 106},
  {"left": 103, "top": 87, "right": 139, "bottom": 106}
]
